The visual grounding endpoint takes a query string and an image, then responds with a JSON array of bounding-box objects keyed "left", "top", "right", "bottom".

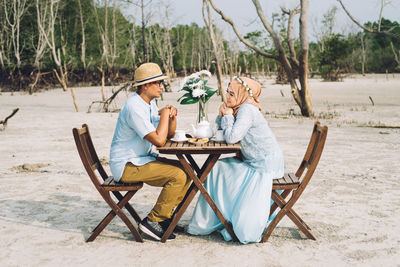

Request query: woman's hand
[{"left": 219, "top": 103, "right": 233, "bottom": 115}]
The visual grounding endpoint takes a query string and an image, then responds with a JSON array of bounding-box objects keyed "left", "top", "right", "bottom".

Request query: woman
[{"left": 187, "top": 76, "right": 285, "bottom": 244}]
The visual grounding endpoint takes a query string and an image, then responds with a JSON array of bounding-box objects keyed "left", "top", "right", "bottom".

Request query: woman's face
[{"left": 225, "top": 82, "right": 237, "bottom": 108}]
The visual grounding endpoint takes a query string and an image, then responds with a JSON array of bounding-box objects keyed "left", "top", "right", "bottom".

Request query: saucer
[
  {"left": 211, "top": 137, "right": 225, "bottom": 142},
  {"left": 170, "top": 137, "right": 188, "bottom": 142}
]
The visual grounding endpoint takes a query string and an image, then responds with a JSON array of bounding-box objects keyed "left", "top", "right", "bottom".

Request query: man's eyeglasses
[{"left": 152, "top": 80, "right": 163, "bottom": 86}]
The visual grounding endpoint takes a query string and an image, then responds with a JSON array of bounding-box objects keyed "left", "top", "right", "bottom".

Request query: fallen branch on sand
[
  {"left": 368, "top": 96, "right": 374, "bottom": 106},
  {"left": 87, "top": 83, "right": 132, "bottom": 113},
  {"left": 358, "top": 123, "right": 400, "bottom": 129},
  {"left": 0, "top": 108, "right": 19, "bottom": 130}
]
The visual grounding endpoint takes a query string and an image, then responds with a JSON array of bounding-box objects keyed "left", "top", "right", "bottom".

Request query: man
[{"left": 109, "top": 62, "right": 190, "bottom": 241}]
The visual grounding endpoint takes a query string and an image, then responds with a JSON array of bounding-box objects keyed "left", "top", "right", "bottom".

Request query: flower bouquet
[{"left": 178, "top": 70, "right": 217, "bottom": 123}]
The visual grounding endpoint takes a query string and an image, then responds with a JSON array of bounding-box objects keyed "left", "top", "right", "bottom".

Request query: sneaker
[
  {"left": 159, "top": 218, "right": 185, "bottom": 233},
  {"left": 139, "top": 217, "right": 176, "bottom": 241}
]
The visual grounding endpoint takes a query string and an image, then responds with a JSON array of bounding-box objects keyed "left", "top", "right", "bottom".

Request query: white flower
[
  {"left": 180, "top": 77, "right": 189, "bottom": 89},
  {"left": 198, "top": 70, "right": 211, "bottom": 77},
  {"left": 180, "top": 73, "right": 201, "bottom": 89},
  {"left": 188, "top": 73, "right": 199, "bottom": 80},
  {"left": 190, "top": 79, "right": 203, "bottom": 90},
  {"left": 192, "top": 88, "right": 206, "bottom": 98}
]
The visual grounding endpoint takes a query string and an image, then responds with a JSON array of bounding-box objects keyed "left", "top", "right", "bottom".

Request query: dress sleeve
[
  {"left": 220, "top": 105, "right": 253, "bottom": 144},
  {"left": 215, "top": 115, "right": 222, "bottom": 130}
]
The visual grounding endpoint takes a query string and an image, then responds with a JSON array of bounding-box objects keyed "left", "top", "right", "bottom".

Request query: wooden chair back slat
[
  {"left": 294, "top": 122, "right": 328, "bottom": 195},
  {"left": 73, "top": 124, "right": 106, "bottom": 189},
  {"left": 295, "top": 122, "right": 327, "bottom": 179}
]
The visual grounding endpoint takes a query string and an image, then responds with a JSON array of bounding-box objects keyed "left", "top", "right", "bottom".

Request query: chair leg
[
  {"left": 287, "top": 208, "right": 312, "bottom": 230},
  {"left": 273, "top": 191, "right": 314, "bottom": 235},
  {"left": 286, "top": 210, "right": 316, "bottom": 240},
  {"left": 262, "top": 191, "right": 315, "bottom": 242},
  {"left": 88, "top": 191, "right": 143, "bottom": 242},
  {"left": 112, "top": 191, "right": 142, "bottom": 223},
  {"left": 261, "top": 207, "right": 287, "bottom": 242},
  {"left": 87, "top": 207, "right": 118, "bottom": 242},
  {"left": 269, "top": 189, "right": 291, "bottom": 218}
]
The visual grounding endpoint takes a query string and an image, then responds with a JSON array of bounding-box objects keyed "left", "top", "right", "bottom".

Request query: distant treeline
[{"left": 1, "top": 0, "right": 399, "bottom": 92}]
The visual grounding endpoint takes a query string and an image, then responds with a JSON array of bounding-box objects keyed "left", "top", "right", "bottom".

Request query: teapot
[{"left": 191, "top": 121, "right": 214, "bottom": 139}]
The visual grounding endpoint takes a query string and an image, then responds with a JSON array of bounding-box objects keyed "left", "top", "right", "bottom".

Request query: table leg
[
  {"left": 170, "top": 154, "right": 213, "bottom": 216},
  {"left": 161, "top": 153, "right": 238, "bottom": 242},
  {"left": 185, "top": 154, "right": 201, "bottom": 174}
]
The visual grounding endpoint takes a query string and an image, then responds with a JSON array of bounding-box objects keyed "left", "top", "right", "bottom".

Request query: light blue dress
[{"left": 187, "top": 103, "right": 285, "bottom": 244}]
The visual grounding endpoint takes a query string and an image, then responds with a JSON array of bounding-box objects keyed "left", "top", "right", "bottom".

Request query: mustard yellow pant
[{"left": 120, "top": 157, "right": 190, "bottom": 222}]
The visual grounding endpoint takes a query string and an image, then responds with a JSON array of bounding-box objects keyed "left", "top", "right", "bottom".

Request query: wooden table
[{"left": 157, "top": 140, "right": 241, "bottom": 243}]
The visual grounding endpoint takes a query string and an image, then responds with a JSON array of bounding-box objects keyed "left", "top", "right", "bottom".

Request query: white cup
[
  {"left": 174, "top": 130, "right": 186, "bottom": 141},
  {"left": 214, "top": 130, "right": 224, "bottom": 141}
]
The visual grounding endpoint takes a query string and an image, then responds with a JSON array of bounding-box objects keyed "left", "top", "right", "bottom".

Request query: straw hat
[{"left": 133, "top": 62, "right": 168, "bottom": 87}]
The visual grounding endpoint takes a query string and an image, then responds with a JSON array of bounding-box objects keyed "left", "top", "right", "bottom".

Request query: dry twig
[
  {"left": 88, "top": 83, "right": 131, "bottom": 113},
  {"left": 0, "top": 108, "right": 19, "bottom": 130}
]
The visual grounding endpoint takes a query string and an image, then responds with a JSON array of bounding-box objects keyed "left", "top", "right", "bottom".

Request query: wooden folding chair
[
  {"left": 73, "top": 124, "right": 144, "bottom": 242},
  {"left": 261, "top": 121, "right": 328, "bottom": 242}
]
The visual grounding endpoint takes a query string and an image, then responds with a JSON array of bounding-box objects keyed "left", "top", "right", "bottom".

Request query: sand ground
[{"left": 0, "top": 74, "right": 399, "bottom": 266}]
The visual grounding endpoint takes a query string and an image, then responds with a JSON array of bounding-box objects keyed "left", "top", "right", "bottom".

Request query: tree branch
[
  {"left": 337, "top": 0, "right": 400, "bottom": 39},
  {"left": 281, "top": 6, "right": 300, "bottom": 68},
  {"left": 207, "top": 0, "right": 278, "bottom": 60},
  {"left": 0, "top": 108, "right": 19, "bottom": 130}
]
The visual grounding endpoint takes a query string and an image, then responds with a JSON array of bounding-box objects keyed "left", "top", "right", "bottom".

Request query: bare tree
[
  {"left": 37, "top": 0, "right": 79, "bottom": 112},
  {"left": 93, "top": 0, "right": 122, "bottom": 100},
  {"left": 77, "top": 0, "right": 87, "bottom": 71},
  {"left": 208, "top": 0, "right": 312, "bottom": 116},
  {"left": 3, "top": 0, "right": 27, "bottom": 71},
  {"left": 337, "top": 0, "right": 400, "bottom": 39},
  {"left": 153, "top": 0, "right": 175, "bottom": 86},
  {"left": 175, "top": 25, "right": 188, "bottom": 76},
  {"left": 360, "top": 33, "right": 368, "bottom": 74},
  {"left": 129, "top": 20, "right": 139, "bottom": 67},
  {"left": 30, "top": 0, "right": 50, "bottom": 94},
  {"left": 202, "top": 0, "right": 225, "bottom": 102},
  {"left": 390, "top": 41, "right": 400, "bottom": 67},
  {"left": 0, "top": 11, "right": 6, "bottom": 69}
]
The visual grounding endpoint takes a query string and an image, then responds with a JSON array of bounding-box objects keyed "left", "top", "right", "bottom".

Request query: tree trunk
[
  {"left": 360, "top": 33, "right": 366, "bottom": 75},
  {"left": 77, "top": 0, "right": 86, "bottom": 72},
  {"left": 202, "top": 0, "right": 224, "bottom": 102},
  {"left": 70, "top": 87, "right": 80, "bottom": 112},
  {"left": 298, "top": 0, "right": 312, "bottom": 116},
  {"left": 141, "top": 0, "right": 148, "bottom": 62}
]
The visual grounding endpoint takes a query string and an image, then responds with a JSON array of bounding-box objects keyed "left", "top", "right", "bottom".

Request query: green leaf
[
  {"left": 204, "top": 85, "right": 214, "bottom": 92},
  {"left": 205, "top": 89, "right": 217, "bottom": 101},
  {"left": 177, "top": 92, "right": 192, "bottom": 102},
  {"left": 180, "top": 98, "right": 199, "bottom": 104},
  {"left": 180, "top": 87, "right": 192, "bottom": 93}
]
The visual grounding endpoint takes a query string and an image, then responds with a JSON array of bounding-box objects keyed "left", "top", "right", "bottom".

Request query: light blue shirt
[{"left": 110, "top": 92, "right": 160, "bottom": 181}]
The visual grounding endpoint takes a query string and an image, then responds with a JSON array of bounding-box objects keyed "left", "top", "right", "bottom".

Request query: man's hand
[{"left": 159, "top": 105, "right": 177, "bottom": 119}]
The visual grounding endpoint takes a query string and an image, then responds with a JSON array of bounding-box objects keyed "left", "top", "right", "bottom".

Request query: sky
[{"left": 124, "top": 0, "right": 400, "bottom": 42}]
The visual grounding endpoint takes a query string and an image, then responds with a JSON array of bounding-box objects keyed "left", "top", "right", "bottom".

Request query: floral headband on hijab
[
  {"left": 229, "top": 76, "right": 262, "bottom": 117},
  {"left": 232, "top": 76, "right": 253, "bottom": 97}
]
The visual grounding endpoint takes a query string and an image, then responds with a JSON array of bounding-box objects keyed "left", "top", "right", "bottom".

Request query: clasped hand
[
  {"left": 219, "top": 103, "right": 233, "bottom": 116},
  {"left": 159, "top": 105, "right": 177, "bottom": 119}
]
